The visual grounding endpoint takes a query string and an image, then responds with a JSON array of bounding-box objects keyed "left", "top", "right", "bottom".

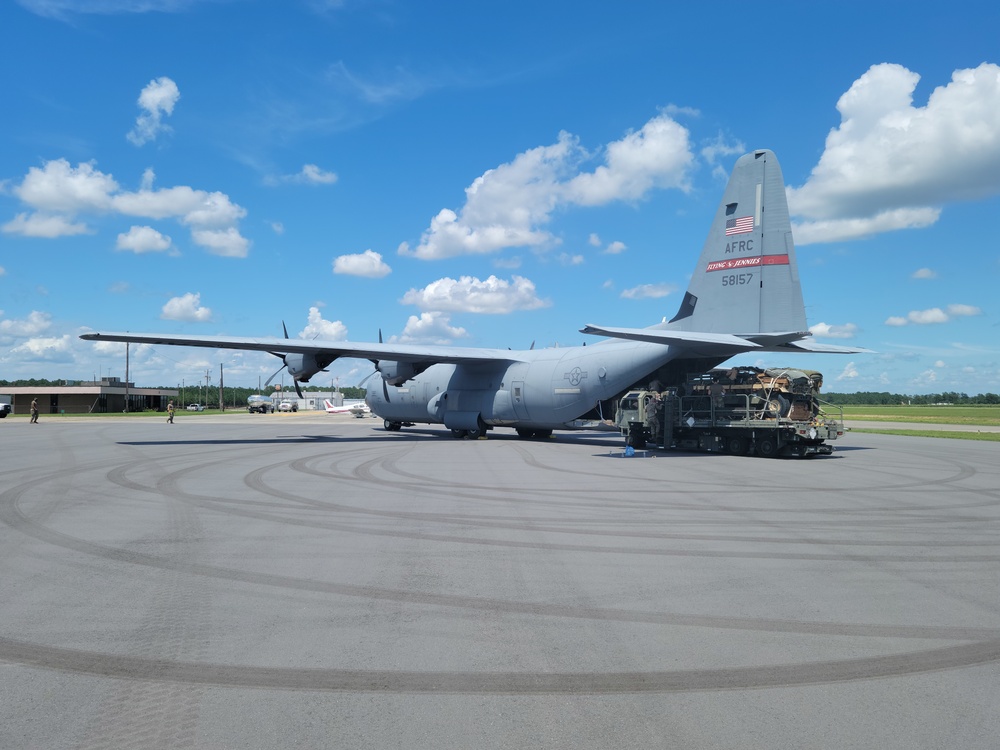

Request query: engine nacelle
[
  {"left": 377, "top": 360, "right": 418, "bottom": 386},
  {"left": 283, "top": 353, "right": 324, "bottom": 382}
]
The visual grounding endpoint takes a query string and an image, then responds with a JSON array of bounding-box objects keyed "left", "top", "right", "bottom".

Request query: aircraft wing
[
  {"left": 579, "top": 324, "right": 760, "bottom": 349},
  {"left": 79, "top": 331, "right": 525, "bottom": 365}
]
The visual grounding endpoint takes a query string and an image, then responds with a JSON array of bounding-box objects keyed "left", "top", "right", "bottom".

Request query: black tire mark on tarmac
[
  {"left": 2, "top": 634, "right": 998, "bottom": 694},
  {"left": 77, "top": 462, "right": 211, "bottom": 750},
  {"left": 93, "top": 440, "right": 1000, "bottom": 566},
  {"left": 217, "top": 448, "right": 1000, "bottom": 562},
  {"left": 4, "top": 465, "right": 1000, "bottom": 643},
  {"left": 3, "top": 434, "right": 999, "bottom": 695}
]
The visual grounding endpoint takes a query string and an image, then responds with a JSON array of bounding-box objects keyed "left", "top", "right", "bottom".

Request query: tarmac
[{"left": 2, "top": 411, "right": 999, "bottom": 749}]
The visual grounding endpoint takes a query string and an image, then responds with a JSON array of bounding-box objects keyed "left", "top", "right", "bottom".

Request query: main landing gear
[
  {"left": 516, "top": 428, "right": 552, "bottom": 440},
  {"left": 452, "top": 417, "right": 488, "bottom": 439}
]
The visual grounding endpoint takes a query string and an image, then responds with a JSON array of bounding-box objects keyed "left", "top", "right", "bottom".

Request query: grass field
[
  {"left": 838, "top": 404, "right": 1000, "bottom": 426},
  {"left": 848, "top": 428, "right": 1000, "bottom": 442}
]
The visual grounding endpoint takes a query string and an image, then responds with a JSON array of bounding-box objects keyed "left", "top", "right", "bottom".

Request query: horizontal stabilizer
[
  {"left": 766, "top": 340, "right": 875, "bottom": 354},
  {"left": 580, "top": 324, "right": 760, "bottom": 349},
  {"left": 743, "top": 331, "right": 812, "bottom": 347}
]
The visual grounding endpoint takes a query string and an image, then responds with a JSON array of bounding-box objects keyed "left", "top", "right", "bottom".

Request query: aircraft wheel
[
  {"left": 726, "top": 435, "right": 748, "bottom": 455},
  {"left": 535, "top": 429, "right": 552, "bottom": 439},
  {"left": 466, "top": 417, "right": 487, "bottom": 439},
  {"left": 756, "top": 435, "right": 781, "bottom": 458},
  {"left": 384, "top": 419, "right": 402, "bottom": 432},
  {"left": 451, "top": 428, "right": 468, "bottom": 439},
  {"left": 516, "top": 428, "right": 535, "bottom": 439}
]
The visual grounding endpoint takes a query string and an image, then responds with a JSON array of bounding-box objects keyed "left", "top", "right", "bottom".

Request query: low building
[
  {"left": 268, "top": 391, "right": 345, "bottom": 411},
  {"left": 1, "top": 378, "right": 178, "bottom": 415}
]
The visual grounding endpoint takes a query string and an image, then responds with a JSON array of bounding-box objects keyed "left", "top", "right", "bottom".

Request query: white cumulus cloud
[
  {"left": 298, "top": 306, "right": 347, "bottom": 340},
  {"left": 604, "top": 240, "right": 627, "bottom": 255},
  {"left": 332, "top": 249, "right": 391, "bottom": 277},
  {"left": 297, "top": 164, "right": 338, "bottom": 184},
  {"left": 0, "top": 310, "right": 52, "bottom": 338},
  {"left": 300, "top": 164, "right": 336, "bottom": 184},
  {"left": 161, "top": 292, "right": 212, "bottom": 322},
  {"left": 810, "top": 322, "right": 859, "bottom": 339},
  {"left": 789, "top": 62, "right": 1000, "bottom": 244},
  {"left": 265, "top": 164, "right": 339, "bottom": 186},
  {"left": 401, "top": 112, "right": 694, "bottom": 260},
  {"left": 557, "top": 253, "right": 584, "bottom": 266},
  {"left": 9, "top": 335, "right": 73, "bottom": 360},
  {"left": 400, "top": 275, "right": 550, "bottom": 314},
  {"left": 12, "top": 157, "right": 117, "bottom": 215},
  {"left": 946, "top": 303, "right": 982, "bottom": 318},
  {"left": 909, "top": 308, "right": 950, "bottom": 324},
  {"left": 836, "top": 362, "right": 859, "bottom": 381},
  {"left": 620, "top": 283, "right": 676, "bottom": 300},
  {"left": 5, "top": 160, "right": 250, "bottom": 255},
  {"left": 389, "top": 312, "right": 469, "bottom": 345},
  {"left": 116, "top": 225, "right": 172, "bottom": 253},
  {"left": 2, "top": 212, "right": 91, "bottom": 238},
  {"left": 564, "top": 114, "right": 692, "bottom": 205},
  {"left": 190, "top": 227, "right": 250, "bottom": 257},
  {"left": 127, "top": 76, "right": 180, "bottom": 146},
  {"left": 885, "top": 304, "right": 981, "bottom": 326}
]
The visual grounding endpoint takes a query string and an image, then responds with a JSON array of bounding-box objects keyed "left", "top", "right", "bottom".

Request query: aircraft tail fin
[{"left": 662, "top": 149, "right": 807, "bottom": 336}]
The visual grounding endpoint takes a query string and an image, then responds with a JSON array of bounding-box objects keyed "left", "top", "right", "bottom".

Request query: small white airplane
[{"left": 324, "top": 399, "right": 371, "bottom": 417}]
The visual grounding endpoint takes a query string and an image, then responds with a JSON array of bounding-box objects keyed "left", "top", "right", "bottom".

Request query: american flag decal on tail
[{"left": 725, "top": 215, "right": 754, "bottom": 235}]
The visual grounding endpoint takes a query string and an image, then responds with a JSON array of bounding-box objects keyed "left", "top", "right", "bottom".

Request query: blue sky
[{"left": 2, "top": 0, "right": 999, "bottom": 395}]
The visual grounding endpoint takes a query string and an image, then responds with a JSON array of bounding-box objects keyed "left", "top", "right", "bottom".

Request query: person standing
[
  {"left": 30, "top": 398, "right": 39, "bottom": 424},
  {"left": 167, "top": 400, "right": 175, "bottom": 424}
]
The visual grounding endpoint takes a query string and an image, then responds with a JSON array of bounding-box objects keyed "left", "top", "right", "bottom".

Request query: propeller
[
  {"left": 264, "top": 322, "right": 295, "bottom": 396},
  {"left": 264, "top": 359, "right": 304, "bottom": 399},
  {"left": 263, "top": 321, "right": 321, "bottom": 400},
  {"left": 376, "top": 329, "right": 390, "bottom": 402},
  {"left": 358, "top": 328, "right": 391, "bottom": 402}
]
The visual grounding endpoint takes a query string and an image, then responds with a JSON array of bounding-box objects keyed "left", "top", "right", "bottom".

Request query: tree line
[
  {"left": 4, "top": 379, "right": 998, "bottom": 406},
  {"left": 822, "top": 391, "right": 1000, "bottom": 405},
  {"left": 0, "top": 380, "right": 368, "bottom": 406}
]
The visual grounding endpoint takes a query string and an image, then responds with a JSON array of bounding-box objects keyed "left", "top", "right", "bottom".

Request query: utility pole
[
  {"left": 124, "top": 342, "right": 130, "bottom": 413},
  {"left": 219, "top": 363, "right": 224, "bottom": 411}
]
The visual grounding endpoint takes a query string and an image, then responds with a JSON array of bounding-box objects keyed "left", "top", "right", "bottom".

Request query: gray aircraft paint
[{"left": 81, "top": 150, "right": 868, "bottom": 437}]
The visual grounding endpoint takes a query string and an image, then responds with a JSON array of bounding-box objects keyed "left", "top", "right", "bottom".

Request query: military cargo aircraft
[{"left": 81, "top": 149, "right": 869, "bottom": 439}]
